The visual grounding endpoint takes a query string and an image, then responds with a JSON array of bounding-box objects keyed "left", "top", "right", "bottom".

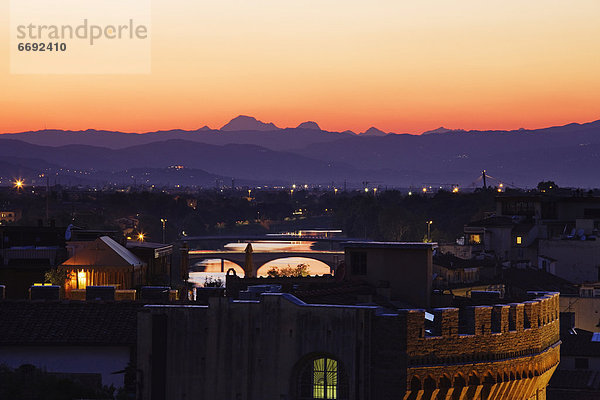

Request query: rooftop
[{"left": 0, "top": 300, "right": 142, "bottom": 346}]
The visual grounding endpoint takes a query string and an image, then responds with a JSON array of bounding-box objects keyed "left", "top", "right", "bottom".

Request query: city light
[
  {"left": 422, "top": 187, "right": 427, "bottom": 193},
  {"left": 138, "top": 233, "right": 145, "bottom": 242},
  {"left": 452, "top": 187, "right": 459, "bottom": 193},
  {"left": 14, "top": 179, "right": 24, "bottom": 189}
]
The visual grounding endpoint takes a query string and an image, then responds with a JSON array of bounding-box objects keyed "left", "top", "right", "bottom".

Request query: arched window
[{"left": 297, "top": 356, "right": 348, "bottom": 400}]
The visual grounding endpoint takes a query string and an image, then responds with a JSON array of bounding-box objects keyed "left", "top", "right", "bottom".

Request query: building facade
[{"left": 137, "top": 292, "right": 560, "bottom": 400}]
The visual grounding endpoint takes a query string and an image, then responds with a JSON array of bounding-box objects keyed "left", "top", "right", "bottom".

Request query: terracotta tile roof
[{"left": 0, "top": 300, "right": 142, "bottom": 346}]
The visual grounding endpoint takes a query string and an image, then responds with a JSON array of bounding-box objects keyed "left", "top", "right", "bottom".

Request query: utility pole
[
  {"left": 426, "top": 220, "right": 433, "bottom": 242},
  {"left": 161, "top": 218, "right": 167, "bottom": 244},
  {"left": 482, "top": 170, "right": 487, "bottom": 188}
]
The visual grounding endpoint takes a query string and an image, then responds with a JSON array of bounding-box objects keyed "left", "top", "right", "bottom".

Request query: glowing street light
[
  {"left": 137, "top": 233, "right": 145, "bottom": 242},
  {"left": 14, "top": 179, "right": 24, "bottom": 190}
]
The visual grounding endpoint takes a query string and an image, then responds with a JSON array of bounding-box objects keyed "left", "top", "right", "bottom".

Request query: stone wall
[
  {"left": 137, "top": 292, "right": 560, "bottom": 400},
  {"left": 400, "top": 292, "right": 561, "bottom": 400}
]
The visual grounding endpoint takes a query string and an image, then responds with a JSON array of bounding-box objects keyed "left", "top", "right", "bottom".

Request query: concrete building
[
  {"left": 459, "top": 194, "right": 600, "bottom": 284},
  {"left": 560, "top": 283, "right": 600, "bottom": 332},
  {"left": 0, "top": 210, "right": 22, "bottom": 224},
  {"left": 126, "top": 240, "right": 173, "bottom": 285},
  {"left": 0, "top": 225, "right": 68, "bottom": 298},
  {"left": 343, "top": 242, "right": 434, "bottom": 308}
]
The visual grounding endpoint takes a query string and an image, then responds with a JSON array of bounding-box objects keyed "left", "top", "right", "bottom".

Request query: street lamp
[
  {"left": 138, "top": 233, "right": 145, "bottom": 242},
  {"left": 14, "top": 179, "right": 24, "bottom": 190},
  {"left": 426, "top": 220, "right": 433, "bottom": 242},
  {"left": 160, "top": 218, "right": 167, "bottom": 244}
]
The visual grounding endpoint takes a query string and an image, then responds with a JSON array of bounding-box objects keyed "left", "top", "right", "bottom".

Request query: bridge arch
[{"left": 188, "top": 249, "right": 342, "bottom": 278}]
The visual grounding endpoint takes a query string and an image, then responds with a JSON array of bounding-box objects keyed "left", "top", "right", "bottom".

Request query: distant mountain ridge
[
  {"left": 220, "top": 115, "right": 280, "bottom": 131},
  {"left": 1, "top": 118, "right": 599, "bottom": 188}
]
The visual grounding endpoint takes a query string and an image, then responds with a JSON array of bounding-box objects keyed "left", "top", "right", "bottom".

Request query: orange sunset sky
[{"left": 1, "top": 0, "right": 599, "bottom": 134}]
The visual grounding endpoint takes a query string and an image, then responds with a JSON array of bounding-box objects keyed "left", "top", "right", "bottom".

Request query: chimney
[{"left": 180, "top": 242, "right": 189, "bottom": 282}]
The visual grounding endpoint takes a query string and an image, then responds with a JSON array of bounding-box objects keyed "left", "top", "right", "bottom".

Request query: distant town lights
[{"left": 14, "top": 179, "right": 24, "bottom": 189}]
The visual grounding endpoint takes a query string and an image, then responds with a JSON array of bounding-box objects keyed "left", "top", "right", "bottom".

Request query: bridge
[
  {"left": 188, "top": 249, "right": 344, "bottom": 277},
  {"left": 181, "top": 233, "right": 357, "bottom": 248}
]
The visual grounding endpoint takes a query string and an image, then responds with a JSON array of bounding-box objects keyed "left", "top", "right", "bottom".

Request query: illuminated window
[
  {"left": 77, "top": 270, "right": 87, "bottom": 289},
  {"left": 516, "top": 236, "right": 522, "bottom": 245},
  {"left": 298, "top": 356, "right": 347, "bottom": 400},
  {"left": 470, "top": 234, "right": 481, "bottom": 244}
]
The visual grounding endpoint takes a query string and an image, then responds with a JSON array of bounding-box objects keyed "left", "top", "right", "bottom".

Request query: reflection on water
[
  {"left": 190, "top": 255, "right": 332, "bottom": 287},
  {"left": 190, "top": 241, "right": 334, "bottom": 287}
]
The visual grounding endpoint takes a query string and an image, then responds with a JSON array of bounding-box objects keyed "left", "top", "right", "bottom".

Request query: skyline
[
  {"left": 1, "top": 114, "right": 600, "bottom": 136},
  {"left": 1, "top": 0, "right": 600, "bottom": 134}
]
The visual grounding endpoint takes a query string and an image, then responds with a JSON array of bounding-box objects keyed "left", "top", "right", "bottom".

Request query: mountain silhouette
[
  {"left": 1, "top": 119, "right": 600, "bottom": 187},
  {"left": 296, "top": 121, "right": 321, "bottom": 130},
  {"left": 361, "top": 127, "right": 387, "bottom": 136},
  {"left": 422, "top": 127, "right": 465, "bottom": 135},
  {"left": 220, "top": 115, "right": 280, "bottom": 131}
]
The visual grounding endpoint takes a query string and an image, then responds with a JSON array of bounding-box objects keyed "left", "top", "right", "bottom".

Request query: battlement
[{"left": 398, "top": 292, "right": 560, "bottom": 366}]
